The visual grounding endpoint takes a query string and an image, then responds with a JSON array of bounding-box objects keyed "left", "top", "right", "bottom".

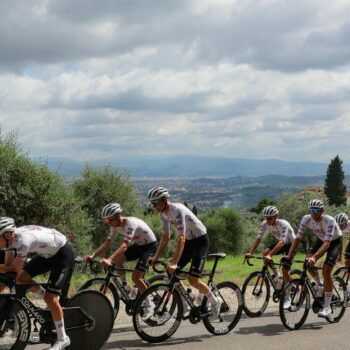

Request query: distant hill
[{"left": 35, "top": 155, "right": 350, "bottom": 178}]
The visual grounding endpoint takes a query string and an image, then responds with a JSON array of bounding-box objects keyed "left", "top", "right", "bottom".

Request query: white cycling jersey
[
  {"left": 340, "top": 220, "right": 350, "bottom": 239},
  {"left": 108, "top": 217, "right": 156, "bottom": 246},
  {"left": 296, "top": 214, "right": 342, "bottom": 242},
  {"left": 257, "top": 219, "right": 295, "bottom": 244},
  {"left": 13, "top": 225, "right": 67, "bottom": 259},
  {"left": 160, "top": 202, "right": 207, "bottom": 240}
]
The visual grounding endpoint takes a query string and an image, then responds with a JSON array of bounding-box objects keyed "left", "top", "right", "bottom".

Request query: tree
[
  {"left": 72, "top": 164, "right": 140, "bottom": 248},
  {"left": 324, "top": 155, "right": 347, "bottom": 207},
  {"left": 250, "top": 198, "right": 277, "bottom": 214}
]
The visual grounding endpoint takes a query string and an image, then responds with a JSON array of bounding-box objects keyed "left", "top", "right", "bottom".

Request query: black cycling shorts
[
  {"left": 23, "top": 242, "right": 76, "bottom": 295},
  {"left": 310, "top": 237, "right": 342, "bottom": 267},
  {"left": 177, "top": 235, "right": 209, "bottom": 277},
  {"left": 124, "top": 241, "right": 158, "bottom": 272},
  {"left": 344, "top": 241, "right": 350, "bottom": 259},
  {"left": 265, "top": 241, "right": 292, "bottom": 255}
]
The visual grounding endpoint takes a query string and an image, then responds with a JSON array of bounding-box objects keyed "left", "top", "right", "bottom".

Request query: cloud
[{"left": 1, "top": 0, "right": 350, "bottom": 163}]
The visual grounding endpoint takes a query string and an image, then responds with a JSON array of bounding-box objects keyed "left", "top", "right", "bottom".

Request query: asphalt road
[{"left": 28, "top": 304, "right": 350, "bottom": 350}]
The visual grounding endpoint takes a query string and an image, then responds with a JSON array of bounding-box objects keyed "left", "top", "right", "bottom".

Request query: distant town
[{"left": 132, "top": 175, "right": 350, "bottom": 212}]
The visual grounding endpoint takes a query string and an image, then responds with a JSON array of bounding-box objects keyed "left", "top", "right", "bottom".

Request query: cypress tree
[{"left": 324, "top": 155, "right": 347, "bottom": 206}]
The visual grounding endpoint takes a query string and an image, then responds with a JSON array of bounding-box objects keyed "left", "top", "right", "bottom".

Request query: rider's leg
[{"left": 113, "top": 254, "right": 127, "bottom": 284}]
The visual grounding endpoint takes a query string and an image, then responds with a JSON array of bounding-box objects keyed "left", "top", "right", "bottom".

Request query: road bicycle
[
  {"left": 0, "top": 269, "right": 114, "bottom": 350},
  {"left": 132, "top": 253, "right": 243, "bottom": 343},
  {"left": 242, "top": 255, "right": 301, "bottom": 317},
  {"left": 279, "top": 258, "right": 347, "bottom": 330},
  {"left": 333, "top": 258, "right": 350, "bottom": 301},
  {"left": 79, "top": 260, "right": 167, "bottom": 319}
]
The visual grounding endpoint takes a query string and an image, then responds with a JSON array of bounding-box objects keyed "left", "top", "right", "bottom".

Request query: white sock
[
  {"left": 54, "top": 319, "right": 67, "bottom": 341},
  {"left": 205, "top": 290, "right": 218, "bottom": 305},
  {"left": 323, "top": 292, "right": 332, "bottom": 309}
]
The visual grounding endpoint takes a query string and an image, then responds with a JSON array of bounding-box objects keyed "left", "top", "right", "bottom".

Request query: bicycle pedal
[{"left": 199, "top": 310, "right": 211, "bottom": 318}]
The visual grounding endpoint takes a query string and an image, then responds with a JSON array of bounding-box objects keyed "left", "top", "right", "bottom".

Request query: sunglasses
[
  {"left": 265, "top": 216, "right": 275, "bottom": 221},
  {"left": 309, "top": 208, "right": 321, "bottom": 214},
  {"left": 104, "top": 217, "right": 114, "bottom": 223},
  {"left": 151, "top": 199, "right": 162, "bottom": 206}
]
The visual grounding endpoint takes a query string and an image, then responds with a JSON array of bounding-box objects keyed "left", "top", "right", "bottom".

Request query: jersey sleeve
[
  {"left": 13, "top": 236, "right": 30, "bottom": 259},
  {"left": 173, "top": 207, "right": 186, "bottom": 236},
  {"left": 123, "top": 223, "right": 136, "bottom": 242},
  {"left": 107, "top": 228, "right": 118, "bottom": 243},
  {"left": 256, "top": 222, "right": 267, "bottom": 239},
  {"left": 324, "top": 219, "right": 336, "bottom": 241},
  {"left": 161, "top": 216, "right": 171, "bottom": 236},
  {"left": 296, "top": 215, "right": 309, "bottom": 240}
]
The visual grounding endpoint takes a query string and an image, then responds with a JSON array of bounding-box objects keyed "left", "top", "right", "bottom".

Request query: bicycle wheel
[
  {"left": 0, "top": 298, "right": 31, "bottom": 350},
  {"left": 242, "top": 271, "right": 270, "bottom": 317},
  {"left": 133, "top": 283, "right": 183, "bottom": 343},
  {"left": 202, "top": 281, "right": 243, "bottom": 335},
  {"left": 65, "top": 290, "right": 114, "bottom": 350},
  {"left": 147, "top": 274, "right": 169, "bottom": 285},
  {"left": 279, "top": 279, "right": 310, "bottom": 330},
  {"left": 79, "top": 277, "right": 119, "bottom": 319},
  {"left": 326, "top": 275, "right": 347, "bottom": 323},
  {"left": 333, "top": 266, "right": 347, "bottom": 279}
]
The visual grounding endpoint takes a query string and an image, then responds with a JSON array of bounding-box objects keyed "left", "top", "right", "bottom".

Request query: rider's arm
[
  {"left": 268, "top": 240, "right": 285, "bottom": 256},
  {"left": 152, "top": 234, "right": 170, "bottom": 262},
  {"left": 108, "top": 241, "right": 129, "bottom": 263},
  {"left": 0, "top": 255, "right": 25, "bottom": 274},
  {"left": 286, "top": 238, "right": 301, "bottom": 259},
  {"left": 89, "top": 239, "right": 112, "bottom": 260},
  {"left": 170, "top": 235, "right": 185, "bottom": 265},
  {"left": 312, "top": 240, "right": 331, "bottom": 261},
  {"left": 247, "top": 237, "right": 261, "bottom": 255}
]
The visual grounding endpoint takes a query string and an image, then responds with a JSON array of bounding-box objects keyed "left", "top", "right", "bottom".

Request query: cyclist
[
  {"left": 85, "top": 203, "right": 158, "bottom": 304},
  {"left": 0, "top": 217, "right": 75, "bottom": 350},
  {"left": 282, "top": 199, "right": 342, "bottom": 317},
  {"left": 335, "top": 213, "right": 350, "bottom": 268},
  {"left": 245, "top": 205, "right": 296, "bottom": 288},
  {"left": 147, "top": 186, "right": 222, "bottom": 320}
]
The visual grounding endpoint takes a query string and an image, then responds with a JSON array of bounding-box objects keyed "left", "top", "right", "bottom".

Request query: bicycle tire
[
  {"left": 326, "top": 275, "right": 347, "bottom": 323},
  {"left": 242, "top": 271, "right": 270, "bottom": 317},
  {"left": 333, "top": 266, "right": 347, "bottom": 280},
  {"left": 133, "top": 283, "right": 183, "bottom": 343},
  {"left": 78, "top": 277, "right": 119, "bottom": 319},
  {"left": 146, "top": 274, "right": 169, "bottom": 285},
  {"left": 0, "top": 298, "right": 31, "bottom": 350},
  {"left": 65, "top": 290, "right": 114, "bottom": 350},
  {"left": 202, "top": 281, "right": 243, "bottom": 335},
  {"left": 279, "top": 279, "right": 310, "bottom": 330}
]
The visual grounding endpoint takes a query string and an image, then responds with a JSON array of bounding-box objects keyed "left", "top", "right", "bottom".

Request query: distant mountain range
[{"left": 34, "top": 155, "right": 350, "bottom": 178}]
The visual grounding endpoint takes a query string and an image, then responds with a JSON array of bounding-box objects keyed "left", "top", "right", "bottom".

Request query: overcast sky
[{"left": 1, "top": 0, "right": 350, "bottom": 164}]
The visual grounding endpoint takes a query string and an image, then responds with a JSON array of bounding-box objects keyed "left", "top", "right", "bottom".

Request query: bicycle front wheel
[
  {"left": 133, "top": 283, "right": 183, "bottom": 343},
  {"left": 0, "top": 298, "right": 31, "bottom": 350},
  {"left": 79, "top": 277, "right": 119, "bottom": 319},
  {"left": 242, "top": 271, "right": 270, "bottom": 317},
  {"left": 326, "top": 275, "right": 347, "bottom": 323},
  {"left": 202, "top": 281, "right": 243, "bottom": 335},
  {"left": 279, "top": 279, "right": 310, "bottom": 330}
]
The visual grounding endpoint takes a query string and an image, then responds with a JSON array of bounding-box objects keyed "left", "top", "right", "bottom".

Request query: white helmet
[
  {"left": 335, "top": 213, "right": 348, "bottom": 225},
  {"left": 262, "top": 206, "right": 279, "bottom": 217},
  {"left": 308, "top": 199, "right": 324, "bottom": 209},
  {"left": 147, "top": 187, "right": 169, "bottom": 201},
  {"left": 101, "top": 203, "right": 123, "bottom": 219},
  {"left": 0, "top": 217, "right": 16, "bottom": 236}
]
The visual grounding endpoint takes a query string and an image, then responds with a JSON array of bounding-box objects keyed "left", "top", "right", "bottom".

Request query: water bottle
[
  {"left": 123, "top": 283, "right": 131, "bottom": 293},
  {"left": 194, "top": 292, "right": 204, "bottom": 306},
  {"left": 129, "top": 286, "right": 138, "bottom": 300},
  {"left": 186, "top": 288, "right": 195, "bottom": 301},
  {"left": 276, "top": 277, "right": 283, "bottom": 290}
]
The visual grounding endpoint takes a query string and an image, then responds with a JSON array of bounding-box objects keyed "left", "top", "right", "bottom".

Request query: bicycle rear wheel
[
  {"left": 242, "top": 271, "right": 270, "bottom": 317},
  {"left": 279, "top": 279, "right": 310, "bottom": 330},
  {"left": 79, "top": 277, "right": 119, "bottom": 319},
  {"left": 326, "top": 275, "right": 347, "bottom": 323},
  {"left": 0, "top": 298, "right": 30, "bottom": 350},
  {"left": 133, "top": 283, "right": 183, "bottom": 343},
  {"left": 65, "top": 290, "right": 114, "bottom": 350},
  {"left": 202, "top": 281, "right": 243, "bottom": 335}
]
